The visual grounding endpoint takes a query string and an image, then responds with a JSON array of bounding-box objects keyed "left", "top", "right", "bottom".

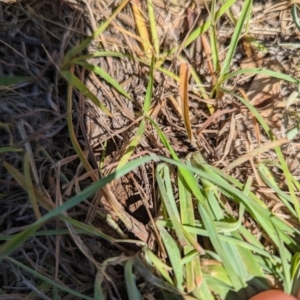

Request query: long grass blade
[
  {"left": 147, "top": 0, "right": 159, "bottom": 55},
  {"left": 7, "top": 257, "right": 93, "bottom": 300},
  {"left": 125, "top": 258, "right": 142, "bottom": 300},
  {"left": 131, "top": 0, "right": 152, "bottom": 58},
  {"left": 0, "top": 76, "right": 31, "bottom": 86},
  {"left": 219, "top": 0, "right": 253, "bottom": 78},
  {"left": 62, "top": 69, "right": 111, "bottom": 116},
  {"left": 0, "top": 146, "right": 23, "bottom": 153},
  {"left": 24, "top": 153, "right": 41, "bottom": 219},
  {"left": 179, "top": 62, "right": 193, "bottom": 141},
  {"left": 63, "top": 0, "right": 130, "bottom": 64},
  {"left": 158, "top": 225, "right": 184, "bottom": 291},
  {"left": 156, "top": 163, "right": 188, "bottom": 247},
  {"left": 76, "top": 61, "right": 132, "bottom": 100},
  {"left": 0, "top": 156, "right": 152, "bottom": 260}
]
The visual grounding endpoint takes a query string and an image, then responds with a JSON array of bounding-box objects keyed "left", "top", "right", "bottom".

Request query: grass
[{"left": 1, "top": 0, "right": 300, "bottom": 299}]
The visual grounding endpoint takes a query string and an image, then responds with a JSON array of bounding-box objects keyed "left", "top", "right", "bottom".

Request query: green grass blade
[
  {"left": 222, "top": 68, "right": 299, "bottom": 85},
  {"left": 0, "top": 156, "right": 152, "bottom": 260},
  {"left": 125, "top": 259, "right": 142, "bottom": 300},
  {"left": 7, "top": 257, "right": 94, "bottom": 300},
  {"left": 156, "top": 163, "right": 188, "bottom": 246},
  {"left": 0, "top": 76, "right": 31, "bottom": 86},
  {"left": 209, "top": 0, "right": 220, "bottom": 73},
  {"left": 228, "top": 89, "right": 300, "bottom": 223},
  {"left": 292, "top": 4, "right": 300, "bottom": 31},
  {"left": 0, "top": 146, "right": 23, "bottom": 153},
  {"left": 291, "top": 252, "right": 300, "bottom": 295},
  {"left": 192, "top": 260, "right": 215, "bottom": 300},
  {"left": 63, "top": 0, "right": 130, "bottom": 64},
  {"left": 271, "top": 217, "right": 292, "bottom": 293},
  {"left": 161, "top": 0, "right": 237, "bottom": 61},
  {"left": 155, "top": 155, "right": 300, "bottom": 250},
  {"left": 215, "top": 0, "right": 238, "bottom": 20},
  {"left": 116, "top": 56, "right": 154, "bottom": 168},
  {"left": 132, "top": 255, "right": 183, "bottom": 295},
  {"left": 158, "top": 225, "right": 184, "bottom": 291},
  {"left": 148, "top": 117, "right": 206, "bottom": 206},
  {"left": 94, "top": 269, "right": 105, "bottom": 300},
  {"left": 117, "top": 120, "right": 146, "bottom": 169},
  {"left": 143, "top": 248, "right": 173, "bottom": 284},
  {"left": 178, "top": 171, "right": 197, "bottom": 292},
  {"left": 258, "top": 164, "right": 297, "bottom": 217},
  {"left": 219, "top": 0, "right": 253, "bottom": 78},
  {"left": 198, "top": 206, "right": 246, "bottom": 293},
  {"left": 61, "top": 70, "right": 111, "bottom": 116},
  {"left": 143, "top": 56, "right": 154, "bottom": 114},
  {"left": 76, "top": 61, "right": 132, "bottom": 100}
]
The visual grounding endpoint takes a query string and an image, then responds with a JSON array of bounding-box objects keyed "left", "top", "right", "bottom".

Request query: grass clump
[{"left": 1, "top": 0, "right": 300, "bottom": 299}]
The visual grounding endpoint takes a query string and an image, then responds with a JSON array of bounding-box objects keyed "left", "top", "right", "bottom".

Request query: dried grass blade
[
  {"left": 7, "top": 258, "right": 94, "bottom": 300},
  {"left": 147, "top": 0, "right": 159, "bottom": 55},
  {"left": 17, "top": 121, "right": 41, "bottom": 188},
  {"left": 131, "top": 0, "right": 152, "bottom": 58},
  {"left": 223, "top": 68, "right": 299, "bottom": 84},
  {"left": 179, "top": 62, "right": 193, "bottom": 141},
  {"left": 24, "top": 153, "right": 41, "bottom": 219},
  {"left": 0, "top": 156, "right": 152, "bottom": 260},
  {"left": 66, "top": 67, "right": 149, "bottom": 241},
  {"left": 162, "top": 0, "right": 237, "bottom": 60},
  {"left": 227, "top": 89, "right": 300, "bottom": 222},
  {"left": 223, "top": 139, "right": 289, "bottom": 172},
  {"left": 215, "top": 113, "right": 235, "bottom": 166},
  {"left": 65, "top": 219, "right": 98, "bottom": 266},
  {"left": 3, "top": 161, "right": 54, "bottom": 211},
  {"left": 63, "top": 0, "right": 130, "bottom": 64}
]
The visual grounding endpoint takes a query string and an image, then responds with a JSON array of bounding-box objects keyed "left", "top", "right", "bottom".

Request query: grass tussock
[{"left": 1, "top": 0, "right": 300, "bottom": 299}]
